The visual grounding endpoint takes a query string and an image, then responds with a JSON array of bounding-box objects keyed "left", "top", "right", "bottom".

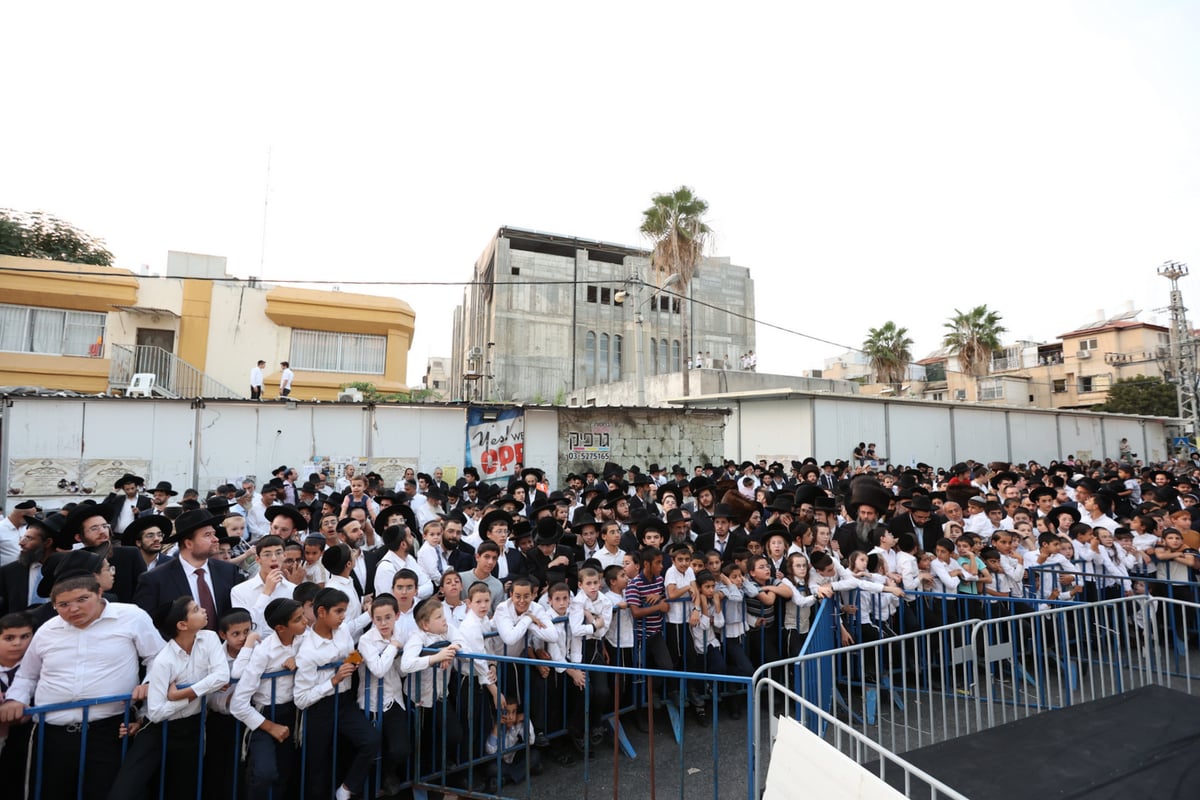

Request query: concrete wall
[
  {"left": 0, "top": 397, "right": 727, "bottom": 512},
  {"left": 685, "top": 392, "right": 1173, "bottom": 467}
]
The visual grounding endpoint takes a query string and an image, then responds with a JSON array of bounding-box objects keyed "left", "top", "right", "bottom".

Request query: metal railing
[
  {"left": 753, "top": 594, "right": 1200, "bottom": 797},
  {"left": 108, "top": 343, "right": 242, "bottom": 399}
]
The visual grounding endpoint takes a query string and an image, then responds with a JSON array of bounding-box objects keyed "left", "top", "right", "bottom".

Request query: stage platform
[{"left": 873, "top": 684, "right": 1200, "bottom": 799}]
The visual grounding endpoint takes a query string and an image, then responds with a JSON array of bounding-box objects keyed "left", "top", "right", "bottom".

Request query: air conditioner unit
[
  {"left": 337, "top": 389, "right": 364, "bottom": 403},
  {"left": 954, "top": 389, "right": 967, "bottom": 401},
  {"left": 469, "top": 346, "right": 483, "bottom": 358},
  {"left": 1076, "top": 349, "right": 1092, "bottom": 359}
]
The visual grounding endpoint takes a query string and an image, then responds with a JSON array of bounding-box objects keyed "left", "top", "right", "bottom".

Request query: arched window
[
  {"left": 672, "top": 340, "right": 681, "bottom": 372},
  {"left": 613, "top": 335, "right": 622, "bottom": 380},
  {"left": 650, "top": 338, "right": 657, "bottom": 374},
  {"left": 584, "top": 331, "right": 596, "bottom": 384},
  {"left": 658, "top": 339, "right": 669, "bottom": 375},
  {"left": 599, "top": 334, "right": 610, "bottom": 383}
]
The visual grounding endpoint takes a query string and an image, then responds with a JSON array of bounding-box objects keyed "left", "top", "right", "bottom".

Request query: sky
[{"left": 5, "top": 1, "right": 1200, "bottom": 386}]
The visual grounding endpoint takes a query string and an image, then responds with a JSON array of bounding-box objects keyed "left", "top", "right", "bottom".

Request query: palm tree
[
  {"left": 862, "top": 321, "right": 914, "bottom": 393},
  {"left": 943, "top": 305, "right": 1007, "bottom": 376},
  {"left": 640, "top": 186, "right": 711, "bottom": 396}
]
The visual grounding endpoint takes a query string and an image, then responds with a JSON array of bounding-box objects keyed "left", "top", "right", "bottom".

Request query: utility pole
[{"left": 1159, "top": 260, "right": 1200, "bottom": 449}]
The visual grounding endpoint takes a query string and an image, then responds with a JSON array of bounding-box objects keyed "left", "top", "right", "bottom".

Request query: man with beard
[
  {"left": 694, "top": 503, "right": 747, "bottom": 564},
  {"left": 65, "top": 503, "right": 146, "bottom": 604},
  {"left": 0, "top": 513, "right": 68, "bottom": 613},
  {"left": 337, "top": 516, "right": 370, "bottom": 598},
  {"left": 0, "top": 500, "right": 40, "bottom": 567},
  {"left": 689, "top": 477, "right": 717, "bottom": 537},
  {"left": 888, "top": 494, "right": 943, "bottom": 554},
  {"left": 834, "top": 477, "right": 891, "bottom": 558},
  {"left": 440, "top": 511, "right": 477, "bottom": 572},
  {"left": 121, "top": 515, "right": 174, "bottom": 572}
]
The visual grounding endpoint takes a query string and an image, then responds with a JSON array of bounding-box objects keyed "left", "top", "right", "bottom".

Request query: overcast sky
[{"left": 5, "top": 1, "right": 1200, "bottom": 386}]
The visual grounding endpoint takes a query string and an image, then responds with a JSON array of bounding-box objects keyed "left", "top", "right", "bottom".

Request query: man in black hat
[
  {"left": 139, "top": 480, "right": 178, "bottom": 518},
  {"left": 1, "top": 499, "right": 39, "bottom": 566},
  {"left": 522, "top": 467, "right": 548, "bottom": 516},
  {"left": 834, "top": 477, "right": 891, "bottom": 557},
  {"left": 0, "top": 513, "right": 67, "bottom": 613},
  {"left": 121, "top": 514, "right": 174, "bottom": 573},
  {"left": 525, "top": 517, "right": 578, "bottom": 592},
  {"left": 102, "top": 473, "right": 151, "bottom": 535},
  {"left": 134, "top": 508, "right": 243, "bottom": 631},
  {"left": 694, "top": 503, "right": 748, "bottom": 564},
  {"left": 887, "top": 494, "right": 941, "bottom": 554},
  {"left": 688, "top": 477, "right": 717, "bottom": 536}
]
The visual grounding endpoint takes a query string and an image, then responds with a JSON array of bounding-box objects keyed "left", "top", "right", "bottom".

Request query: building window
[
  {"left": 613, "top": 335, "right": 622, "bottom": 380},
  {"left": 978, "top": 378, "right": 1003, "bottom": 401},
  {"left": 600, "top": 287, "right": 612, "bottom": 305},
  {"left": 1079, "top": 376, "right": 1094, "bottom": 393},
  {"left": 1078, "top": 338, "right": 1099, "bottom": 351},
  {"left": 584, "top": 331, "right": 596, "bottom": 384},
  {"left": 671, "top": 340, "right": 681, "bottom": 371},
  {"left": 658, "top": 339, "right": 668, "bottom": 375},
  {"left": 598, "top": 333, "right": 610, "bottom": 383},
  {"left": 0, "top": 303, "right": 106, "bottom": 357},
  {"left": 1053, "top": 379, "right": 1067, "bottom": 393},
  {"left": 290, "top": 330, "right": 386, "bottom": 374},
  {"left": 586, "top": 285, "right": 598, "bottom": 303},
  {"left": 650, "top": 337, "right": 657, "bottom": 374}
]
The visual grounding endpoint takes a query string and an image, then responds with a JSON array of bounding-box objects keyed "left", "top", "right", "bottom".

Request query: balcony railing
[{"left": 108, "top": 344, "right": 242, "bottom": 399}]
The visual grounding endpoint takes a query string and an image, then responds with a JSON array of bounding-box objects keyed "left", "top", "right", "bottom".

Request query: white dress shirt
[
  {"left": 492, "top": 598, "right": 557, "bottom": 658},
  {"left": 229, "top": 631, "right": 304, "bottom": 731},
  {"left": 114, "top": 499, "right": 139, "bottom": 535},
  {"left": 356, "top": 625, "right": 406, "bottom": 712},
  {"left": 374, "top": 550, "right": 433, "bottom": 600},
  {"left": 6, "top": 601, "right": 163, "bottom": 724},
  {"left": 401, "top": 629, "right": 464, "bottom": 707},
  {"left": 250, "top": 364, "right": 264, "bottom": 388},
  {"left": 595, "top": 547, "right": 625, "bottom": 570},
  {"left": 294, "top": 625, "right": 358, "bottom": 709},
  {"left": 0, "top": 518, "right": 23, "bottom": 566},
  {"left": 146, "top": 630, "right": 230, "bottom": 722},
  {"left": 230, "top": 572, "right": 298, "bottom": 635},
  {"left": 246, "top": 501, "right": 272, "bottom": 541}
]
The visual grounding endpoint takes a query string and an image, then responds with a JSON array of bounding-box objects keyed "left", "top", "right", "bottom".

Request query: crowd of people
[{"left": 0, "top": 451, "right": 1197, "bottom": 799}]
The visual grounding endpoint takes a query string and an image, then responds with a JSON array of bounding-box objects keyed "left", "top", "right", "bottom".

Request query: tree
[
  {"left": 942, "top": 305, "right": 1006, "bottom": 376},
  {"left": 640, "top": 186, "right": 711, "bottom": 397},
  {"left": 862, "top": 321, "right": 914, "bottom": 392},
  {"left": 0, "top": 209, "right": 114, "bottom": 266},
  {"left": 1096, "top": 375, "right": 1179, "bottom": 417}
]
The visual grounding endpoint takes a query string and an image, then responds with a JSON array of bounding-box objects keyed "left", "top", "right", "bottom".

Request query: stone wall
[{"left": 555, "top": 406, "right": 728, "bottom": 477}]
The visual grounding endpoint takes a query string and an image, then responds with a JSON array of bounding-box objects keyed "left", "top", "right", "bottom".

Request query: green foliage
[
  {"left": 943, "top": 305, "right": 1006, "bottom": 376},
  {"left": 553, "top": 387, "right": 567, "bottom": 406},
  {"left": 344, "top": 381, "right": 432, "bottom": 403},
  {"left": 1096, "top": 375, "right": 1179, "bottom": 417},
  {"left": 862, "top": 321, "right": 914, "bottom": 391},
  {"left": 0, "top": 209, "right": 114, "bottom": 266}
]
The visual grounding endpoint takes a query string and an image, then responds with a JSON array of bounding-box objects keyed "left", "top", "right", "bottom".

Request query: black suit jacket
[
  {"left": 106, "top": 546, "right": 148, "bottom": 604},
  {"left": 445, "top": 541, "right": 476, "bottom": 574},
  {"left": 690, "top": 508, "right": 715, "bottom": 537},
  {"left": 694, "top": 531, "right": 749, "bottom": 563},
  {"left": 888, "top": 514, "right": 944, "bottom": 554},
  {"left": 0, "top": 559, "right": 33, "bottom": 615},
  {"left": 101, "top": 492, "right": 152, "bottom": 524},
  {"left": 133, "top": 556, "right": 242, "bottom": 620}
]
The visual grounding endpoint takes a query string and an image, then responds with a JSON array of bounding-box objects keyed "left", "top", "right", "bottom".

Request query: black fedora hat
[
  {"left": 205, "top": 496, "right": 236, "bottom": 516},
  {"left": 165, "top": 509, "right": 223, "bottom": 544},
  {"left": 521, "top": 467, "right": 545, "bottom": 482},
  {"left": 847, "top": 477, "right": 891, "bottom": 517},
  {"left": 149, "top": 481, "right": 178, "bottom": 497},
  {"left": 794, "top": 484, "right": 824, "bottom": 507},
  {"left": 480, "top": 509, "right": 513, "bottom": 535},
  {"left": 767, "top": 494, "right": 794, "bottom": 514},
  {"left": 375, "top": 503, "right": 416, "bottom": 533},
  {"left": 38, "top": 550, "right": 104, "bottom": 597},
  {"left": 570, "top": 510, "right": 599, "bottom": 531},
  {"left": 1045, "top": 505, "right": 1082, "bottom": 529},
  {"left": 264, "top": 504, "right": 307, "bottom": 532},
  {"left": 533, "top": 517, "right": 562, "bottom": 546},
  {"left": 63, "top": 501, "right": 111, "bottom": 542},
  {"left": 1029, "top": 486, "right": 1057, "bottom": 504},
  {"left": 907, "top": 495, "right": 934, "bottom": 513},
  {"left": 112, "top": 473, "right": 144, "bottom": 490},
  {"left": 689, "top": 476, "right": 715, "bottom": 495},
  {"left": 637, "top": 517, "right": 669, "bottom": 543},
  {"left": 26, "top": 513, "right": 71, "bottom": 552},
  {"left": 711, "top": 503, "right": 738, "bottom": 521},
  {"left": 120, "top": 514, "right": 174, "bottom": 547}
]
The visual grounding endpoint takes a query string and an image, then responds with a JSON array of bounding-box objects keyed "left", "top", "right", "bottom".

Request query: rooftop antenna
[{"left": 1159, "top": 260, "right": 1198, "bottom": 445}]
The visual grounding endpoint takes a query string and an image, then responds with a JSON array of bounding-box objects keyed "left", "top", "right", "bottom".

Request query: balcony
[{"left": 1104, "top": 351, "right": 1157, "bottom": 365}]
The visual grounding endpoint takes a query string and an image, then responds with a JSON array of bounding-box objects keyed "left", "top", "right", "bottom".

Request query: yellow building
[{"left": 0, "top": 251, "right": 416, "bottom": 401}]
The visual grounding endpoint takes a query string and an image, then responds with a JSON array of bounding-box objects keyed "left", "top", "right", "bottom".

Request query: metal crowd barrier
[{"left": 753, "top": 593, "right": 1200, "bottom": 796}]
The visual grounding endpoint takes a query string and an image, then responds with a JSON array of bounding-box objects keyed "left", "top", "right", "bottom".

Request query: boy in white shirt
[
  {"left": 357, "top": 594, "right": 410, "bottom": 796},
  {"left": 485, "top": 697, "right": 541, "bottom": 792},
  {"left": 293, "top": 588, "right": 379, "bottom": 800},
  {"left": 206, "top": 608, "right": 257, "bottom": 797},
  {"left": 1023, "top": 532, "right": 1078, "bottom": 603},
  {"left": 567, "top": 567, "right": 613, "bottom": 752},
  {"left": 595, "top": 520, "right": 626, "bottom": 570},
  {"left": 109, "top": 597, "right": 230, "bottom": 800},
  {"left": 416, "top": 519, "right": 450, "bottom": 583}
]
